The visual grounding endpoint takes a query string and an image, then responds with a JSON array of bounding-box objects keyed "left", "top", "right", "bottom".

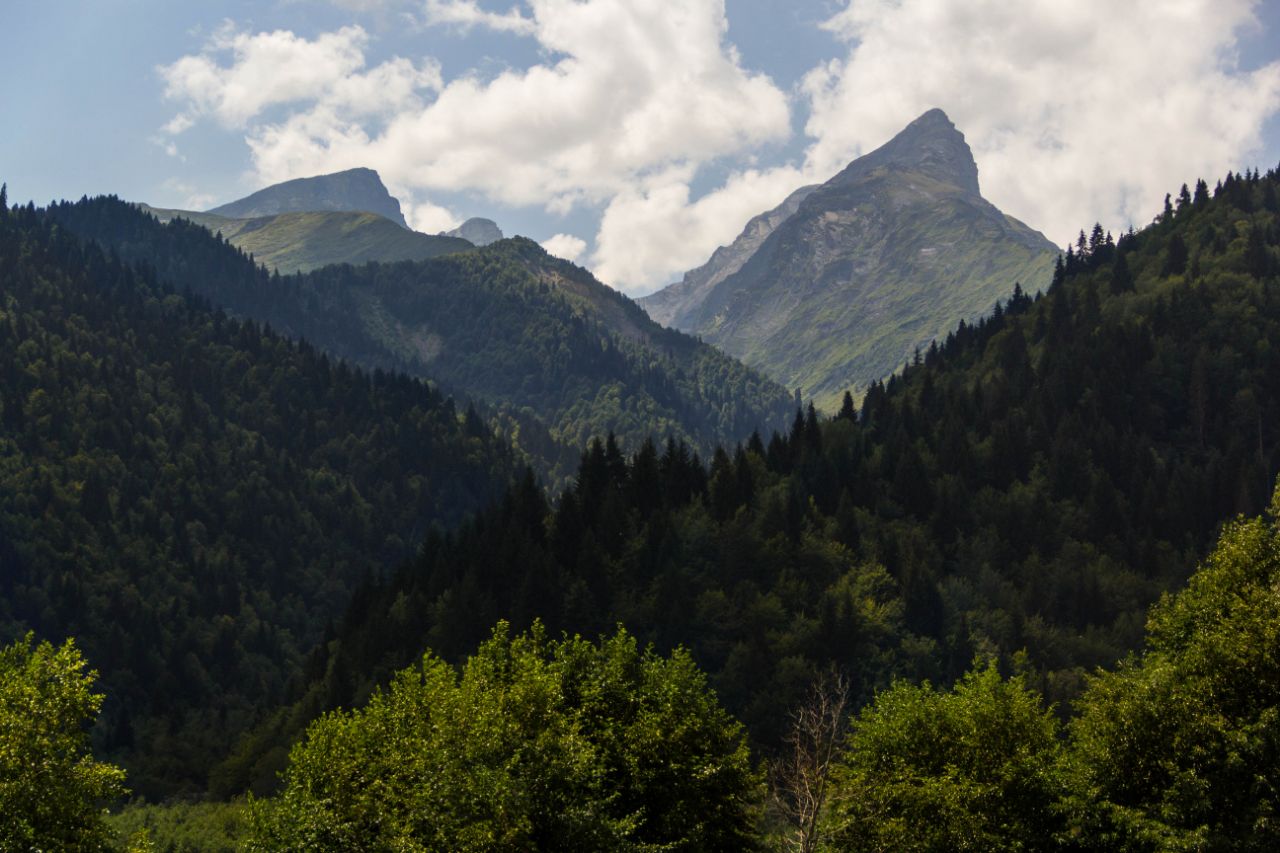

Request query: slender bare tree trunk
[{"left": 770, "top": 668, "right": 850, "bottom": 853}]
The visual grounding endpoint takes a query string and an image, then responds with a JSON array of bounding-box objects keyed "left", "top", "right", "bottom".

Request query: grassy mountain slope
[
  {"left": 644, "top": 109, "right": 1058, "bottom": 409},
  {"left": 253, "top": 167, "right": 1280, "bottom": 794},
  {"left": 55, "top": 198, "right": 794, "bottom": 477},
  {"left": 140, "top": 205, "right": 473, "bottom": 274},
  {"left": 0, "top": 197, "right": 517, "bottom": 795}
]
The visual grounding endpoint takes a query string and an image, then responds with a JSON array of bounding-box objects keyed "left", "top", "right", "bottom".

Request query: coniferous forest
[
  {"left": 49, "top": 197, "right": 794, "bottom": 486},
  {"left": 4, "top": 161, "right": 1280, "bottom": 851}
]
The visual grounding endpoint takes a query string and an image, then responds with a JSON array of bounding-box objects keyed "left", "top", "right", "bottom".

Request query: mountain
[
  {"left": 445, "top": 216, "right": 504, "bottom": 246},
  {"left": 251, "top": 167, "right": 1280, "bottom": 795},
  {"left": 0, "top": 197, "right": 517, "bottom": 796},
  {"left": 53, "top": 198, "right": 794, "bottom": 481},
  {"left": 641, "top": 109, "right": 1058, "bottom": 409},
  {"left": 207, "top": 167, "right": 410, "bottom": 228},
  {"left": 139, "top": 206, "right": 472, "bottom": 274},
  {"left": 641, "top": 183, "right": 818, "bottom": 328}
]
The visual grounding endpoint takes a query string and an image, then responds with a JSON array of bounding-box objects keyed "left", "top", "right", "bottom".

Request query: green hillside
[
  {"left": 140, "top": 205, "right": 472, "bottom": 274},
  {"left": 57, "top": 198, "right": 794, "bottom": 479},
  {"left": 261, "top": 167, "right": 1280, "bottom": 793},
  {"left": 0, "top": 196, "right": 517, "bottom": 796}
]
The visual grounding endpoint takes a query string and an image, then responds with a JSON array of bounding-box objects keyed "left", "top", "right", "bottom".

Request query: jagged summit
[
  {"left": 207, "top": 167, "right": 410, "bottom": 228},
  {"left": 830, "top": 108, "right": 980, "bottom": 196},
  {"left": 640, "top": 108, "right": 1055, "bottom": 408}
]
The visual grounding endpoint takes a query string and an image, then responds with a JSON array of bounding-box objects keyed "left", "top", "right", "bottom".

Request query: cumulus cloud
[
  {"left": 592, "top": 165, "right": 807, "bottom": 292},
  {"left": 403, "top": 198, "right": 459, "bottom": 233},
  {"left": 159, "top": 0, "right": 791, "bottom": 292},
  {"left": 803, "top": 0, "right": 1280, "bottom": 245},
  {"left": 158, "top": 0, "right": 1280, "bottom": 293},
  {"left": 421, "top": 0, "right": 535, "bottom": 34},
  {"left": 159, "top": 24, "right": 441, "bottom": 131},
  {"left": 541, "top": 233, "right": 588, "bottom": 263}
]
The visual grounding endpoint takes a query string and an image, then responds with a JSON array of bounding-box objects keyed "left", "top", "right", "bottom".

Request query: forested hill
[
  {"left": 51, "top": 197, "right": 794, "bottom": 481},
  {"left": 0, "top": 195, "right": 517, "bottom": 796},
  {"left": 239, "top": 168, "right": 1280, "bottom": 794}
]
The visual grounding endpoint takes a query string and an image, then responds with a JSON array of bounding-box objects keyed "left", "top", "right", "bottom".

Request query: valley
[{"left": 3, "top": 13, "right": 1280, "bottom": 845}]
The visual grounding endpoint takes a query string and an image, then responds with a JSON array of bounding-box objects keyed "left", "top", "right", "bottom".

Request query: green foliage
[
  {"left": 824, "top": 661, "right": 1066, "bottom": 852},
  {"left": 1066, "top": 479, "right": 1280, "bottom": 850},
  {"left": 0, "top": 633, "right": 127, "bottom": 852},
  {"left": 108, "top": 800, "right": 247, "bottom": 853},
  {"left": 0, "top": 198, "right": 516, "bottom": 795},
  {"left": 249, "top": 623, "right": 761, "bottom": 852}
]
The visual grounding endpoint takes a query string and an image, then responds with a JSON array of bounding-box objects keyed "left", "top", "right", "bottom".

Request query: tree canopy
[
  {"left": 1067, "top": 482, "right": 1280, "bottom": 850},
  {"left": 250, "top": 622, "right": 761, "bottom": 852},
  {"left": 0, "top": 634, "right": 127, "bottom": 852}
]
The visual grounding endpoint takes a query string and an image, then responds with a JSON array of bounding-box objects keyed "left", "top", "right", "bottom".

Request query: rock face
[
  {"left": 208, "top": 167, "right": 410, "bottom": 229},
  {"left": 640, "top": 108, "right": 1059, "bottom": 409},
  {"left": 446, "top": 217, "right": 504, "bottom": 246},
  {"left": 641, "top": 183, "right": 819, "bottom": 329}
]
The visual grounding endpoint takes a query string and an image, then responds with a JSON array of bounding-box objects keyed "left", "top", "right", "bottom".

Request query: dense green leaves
[
  {"left": 825, "top": 662, "right": 1067, "bottom": 852},
  {"left": 0, "top": 634, "right": 126, "bottom": 852},
  {"left": 1067, "top": 483, "right": 1280, "bottom": 850},
  {"left": 813, "top": 478, "right": 1280, "bottom": 851},
  {"left": 250, "top": 623, "right": 761, "bottom": 852}
]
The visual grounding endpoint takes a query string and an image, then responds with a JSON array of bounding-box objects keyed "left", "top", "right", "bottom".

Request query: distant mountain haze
[
  {"left": 445, "top": 217, "right": 504, "bottom": 246},
  {"left": 640, "top": 109, "right": 1059, "bottom": 409},
  {"left": 207, "top": 167, "right": 410, "bottom": 228}
]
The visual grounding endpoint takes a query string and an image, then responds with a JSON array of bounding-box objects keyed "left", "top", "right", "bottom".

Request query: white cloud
[
  {"left": 158, "top": 0, "right": 1280, "bottom": 293},
  {"left": 161, "top": 178, "right": 217, "bottom": 210},
  {"left": 541, "top": 232, "right": 587, "bottom": 263},
  {"left": 421, "top": 0, "right": 535, "bottom": 34},
  {"left": 159, "top": 24, "right": 441, "bottom": 131},
  {"left": 404, "top": 197, "right": 460, "bottom": 232},
  {"left": 803, "top": 0, "right": 1280, "bottom": 245},
  {"left": 593, "top": 164, "right": 807, "bottom": 293},
  {"left": 159, "top": 0, "right": 791, "bottom": 291}
]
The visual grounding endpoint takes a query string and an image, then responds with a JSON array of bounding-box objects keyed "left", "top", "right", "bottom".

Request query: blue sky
[{"left": 5, "top": 1, "right": 1280, "bottom": 294}]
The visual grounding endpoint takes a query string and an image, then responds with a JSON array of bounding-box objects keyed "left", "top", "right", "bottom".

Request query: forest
[
  {"left": 50, "top": 197, "right": 794, "bottom": 485},
  {"left": 10, "top": 483, "right": 1280, "bottom": 850},
  {"left": 3, "top": 164, "right": 1280, "bottom": 850},
  {"left": 0, "top": 196, "right": 516, "bottom": 794},
  {"left": 232, "top": 169, "right": 1280, "bottom": 785}
]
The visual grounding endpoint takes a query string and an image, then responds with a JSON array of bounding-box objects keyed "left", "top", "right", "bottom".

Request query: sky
[{"left": 4, "top": 0, "right": 1280, "bottom": 296}]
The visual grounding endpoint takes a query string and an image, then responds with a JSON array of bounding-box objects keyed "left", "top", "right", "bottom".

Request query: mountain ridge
[
  {"left": 207, "top": 167, "right": 410, "bottom": 228},
  {"left": 54, "top": 197, "right": 795, "bottom": 483},
  {"left": 139, "top": 205, "right": 472, "bottom": 274},
  {"left": 641, "top": 109, "right": 1058, "bottom": 408}
]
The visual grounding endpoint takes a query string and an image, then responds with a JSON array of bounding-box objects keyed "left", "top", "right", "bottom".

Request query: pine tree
[
  {"left": 837, "top": 391, "right": 858, "bottom": 423},
  {"left": 1110, "top": 251, "right": 1133, "bottom": 294},
  {"left": 1162, "top": 233, "right": 1188, "bottom": 276}
]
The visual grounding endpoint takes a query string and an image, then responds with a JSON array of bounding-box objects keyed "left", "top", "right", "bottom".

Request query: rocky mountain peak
[
  {"left": 445, "top": 217, "right": 504, "bottom": 246},
  {"left": 831, "top": 107, "right": 980, "bottom": 196},
  {"left": 207, "top": 168, "right": 409, "bottom": 228}
]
